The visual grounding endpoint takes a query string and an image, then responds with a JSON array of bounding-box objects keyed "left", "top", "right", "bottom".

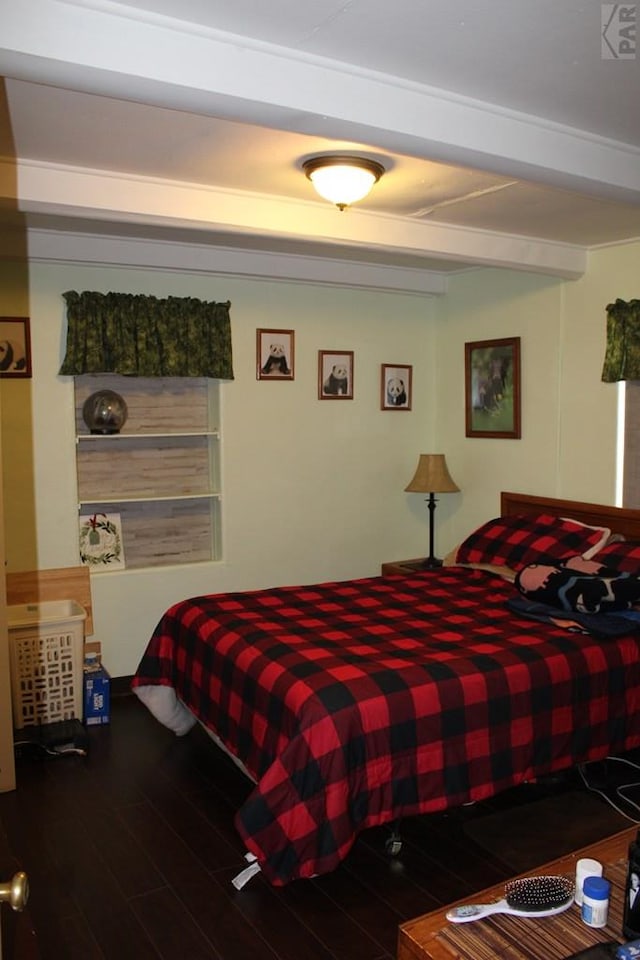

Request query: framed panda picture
[
  {"left": 257, "top": 328, "right": 295, "bottom": 380},
  {"left": 318, "top": 350, "right": 354, "bottom": 399},
  {"left": 381, "top": 363, "right": 412, "bottom": 410},
  {"left": 0, "top": 317, "right": 32, "bottom": 378}
]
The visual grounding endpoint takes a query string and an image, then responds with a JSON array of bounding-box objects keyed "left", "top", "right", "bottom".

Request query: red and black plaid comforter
[{"left": 132, "top": 567, "right": 640, "bottom": 885}]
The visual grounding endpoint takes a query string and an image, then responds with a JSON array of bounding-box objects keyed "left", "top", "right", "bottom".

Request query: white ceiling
[{"left": 1, "top": 0, "right": 639, "bottom": 287}]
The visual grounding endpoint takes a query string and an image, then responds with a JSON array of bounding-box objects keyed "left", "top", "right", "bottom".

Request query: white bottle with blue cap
[{"left": 581, "top": 875, "right": 610, "bottom": 928}]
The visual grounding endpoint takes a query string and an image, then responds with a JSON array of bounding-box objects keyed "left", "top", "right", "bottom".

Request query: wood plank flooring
[{"left": 0, "top": 693, "right": 635, "bottom": 960}]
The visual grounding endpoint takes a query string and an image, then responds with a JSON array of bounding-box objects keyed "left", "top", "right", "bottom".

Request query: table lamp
[{"left": 404, "top": 454, "right": 460, "bottom": 568}]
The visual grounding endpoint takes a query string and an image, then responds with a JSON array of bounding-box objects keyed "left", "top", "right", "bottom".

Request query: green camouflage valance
[
  {"left": 59, "top": 290, "right": 233, "bottom": 379},
  {"left": 602, "top": 298, "right": 640, "bottom": 382}
]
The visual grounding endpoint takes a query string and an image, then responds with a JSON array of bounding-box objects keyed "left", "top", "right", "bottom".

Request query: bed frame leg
[{"left": 385, "top": 820, "right": 403, "bottom": 856}]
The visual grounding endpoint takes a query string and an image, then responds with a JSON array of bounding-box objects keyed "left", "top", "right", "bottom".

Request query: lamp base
[{"left": 420, "top": 556, "right": 443, "bottom": 569}]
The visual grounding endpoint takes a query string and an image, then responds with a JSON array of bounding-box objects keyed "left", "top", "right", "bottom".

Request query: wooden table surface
[{"left": 397, "top": 827, "right": 636, "bottom": 960}]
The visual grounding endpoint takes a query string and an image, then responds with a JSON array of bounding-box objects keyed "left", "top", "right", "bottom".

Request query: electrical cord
[
  {"left": 44, "top": 745, "right": 87, "bottom": 757},
  {"left": 13, "top": 739, "right": 88, "bottom": 759},
  {"left": 578, "top": 756, "right": 640, "bottom": 823}
]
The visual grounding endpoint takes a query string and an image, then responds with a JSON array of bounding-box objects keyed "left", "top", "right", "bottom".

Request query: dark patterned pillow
[
  {"left": 454, "top": 513, "right": 610, "bottom": 571},
  {"left": 591, "top": 540, "right": 640, "bottom": 574}
]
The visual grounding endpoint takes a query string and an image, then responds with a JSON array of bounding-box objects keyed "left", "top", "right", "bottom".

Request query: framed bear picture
[
  {"left": 465, "top": 336, "right": 521, "bottom": 438},
  {"left": 257, "top": 328, "right": 295, "bottom": 380},
  {"left": 318, "top": 350, "right": 354, "bottom": 400},
  {"left": 381, "top": 363, "right": 412, "bottom": 410},
  {"left": 0, "top": 317, "right": 32, "bottom": 378}
]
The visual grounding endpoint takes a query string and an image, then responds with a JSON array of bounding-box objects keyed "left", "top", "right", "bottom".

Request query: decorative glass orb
[{"left": 82, "top": 390, "right": 128, "bottom": 435}]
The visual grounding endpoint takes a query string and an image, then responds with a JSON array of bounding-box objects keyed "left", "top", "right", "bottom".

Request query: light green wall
[
  {"left": 436, "top": 268, "right": 565, "bottom": 546},
  {"left": 0, "top": 261, "right": 37, "bottom": 571},
  {"left": 4, "top": 261, "right": 438, "bottom": 676},
  {"left": 2, "top": 240, "right": 639, "bottom": 677},
  {"left": 560, "top": 243, "right": 639, "bottom": 496},
  {"left": 434, "top": 241, "right": 640, "bottom": 552}
]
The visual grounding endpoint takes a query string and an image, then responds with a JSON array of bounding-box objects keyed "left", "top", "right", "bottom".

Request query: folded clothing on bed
[
  {"left": 515, "top": 559, "right": 640, "bottom": 614},
  {"left": 506, "top": 595, "right": 640, "bottom": 639}
]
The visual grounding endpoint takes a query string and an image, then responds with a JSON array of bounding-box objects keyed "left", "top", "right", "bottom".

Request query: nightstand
[{"left": 381, "top": 558, "right": 433, "bottom": 575}]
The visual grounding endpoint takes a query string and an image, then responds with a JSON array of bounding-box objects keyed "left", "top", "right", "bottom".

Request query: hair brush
[{"left": 446, "top": 874, "right": 575, "bottom": 923}]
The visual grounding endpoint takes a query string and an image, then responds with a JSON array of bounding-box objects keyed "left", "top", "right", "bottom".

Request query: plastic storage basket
[{"left": 8, "top": 600, "right": 87, "bottom": 728}]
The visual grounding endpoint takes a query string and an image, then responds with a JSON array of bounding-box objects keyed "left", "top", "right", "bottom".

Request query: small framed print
[
  {"left": 381, "top": 364, "right": 412, "bottom": 410},
  {"left": 0, "top": 317, "right": 32, "bottom": 378},
  {"left": 318, "top": 350, "right": 354, "bottom": 399},
  {"left": 257, "top": 328, "right": 295, "bottom": 380},
  {"left": 465, "top": 336, "right": 521, "bottom": 438}
]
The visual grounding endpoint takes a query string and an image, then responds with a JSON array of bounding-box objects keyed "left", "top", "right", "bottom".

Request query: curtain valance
[
  {"left": 59, "top": 291, "right": 234, "bottom": 379},
  {"left": 601, "top": 298, "right": 640, "bottom": 383}
]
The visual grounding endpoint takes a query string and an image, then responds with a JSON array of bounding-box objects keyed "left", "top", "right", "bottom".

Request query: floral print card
[{"left": 79, "top": 513, "right": 126, "bottom": 571}]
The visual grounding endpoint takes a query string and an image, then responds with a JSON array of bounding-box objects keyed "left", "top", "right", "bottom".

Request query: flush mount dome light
[{"left": 302, "top": 155, "right": 385, "bottom": 210}]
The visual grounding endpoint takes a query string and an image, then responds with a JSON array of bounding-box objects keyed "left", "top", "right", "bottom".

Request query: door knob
[{"left": 0, "top": 872, "right": 29, "bottom": 912}]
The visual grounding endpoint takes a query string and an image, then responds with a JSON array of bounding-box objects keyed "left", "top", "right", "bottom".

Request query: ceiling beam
[
  {"left": 1, "top": 0, "right": 639, "bottom": 210},
  {"left": 24, "top": 227, "right": 450, "bottom": 296},
  {"left": 9, "top": 159, "right": 587, "bottom": 279}
]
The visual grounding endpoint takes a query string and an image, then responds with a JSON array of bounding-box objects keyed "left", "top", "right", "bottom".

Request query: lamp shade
[
  {"left": 302, "top": 156, "right": 385, "bottom": 210},
  {"left": 404, "top": 454, "right": 459, "bottom": 494}
]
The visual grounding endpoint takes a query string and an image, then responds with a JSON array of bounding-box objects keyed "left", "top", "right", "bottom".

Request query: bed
[{"left": 132, "top": 491, "right": 640, "bottom": 886}]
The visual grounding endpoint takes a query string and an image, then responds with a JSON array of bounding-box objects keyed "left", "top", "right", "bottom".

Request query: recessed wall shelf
[
  {"left": 74, "top": 375, "right": 221, "bottom": 570},
  {"left": 78, "top": 493, "right": 220, "bottom": 506},
  {"left": 77, "top": 431, "right": 219, "bottom": 440}
]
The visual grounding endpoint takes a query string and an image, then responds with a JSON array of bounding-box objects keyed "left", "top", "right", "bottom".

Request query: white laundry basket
[{"left": 8, "top": 600, "right": 87, "bottom": 728}]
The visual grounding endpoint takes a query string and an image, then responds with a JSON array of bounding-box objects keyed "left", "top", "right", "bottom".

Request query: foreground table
[{"left": 398, "top": 827, "right": 636, "bottom": 960}]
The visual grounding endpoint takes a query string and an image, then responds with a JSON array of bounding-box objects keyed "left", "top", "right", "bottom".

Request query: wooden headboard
[{"left": 501, "top": 491, "right": 640, "bottom": 542}]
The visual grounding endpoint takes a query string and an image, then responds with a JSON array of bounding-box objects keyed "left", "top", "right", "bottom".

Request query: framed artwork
[
  {"left": 0, "top": 317, "right": 32, "bottom": 378},
  {"left": 465, "top": 336, "right": 521, "bottom": 438},
  {"left": 256, "top": 328, "right": 295, "bottom": 380},
  {"left": 318, "top": 350, "right": 354, "bottom": 399},
  {"left": 381, "top": 363, "right": 412, "bottom": 410}
]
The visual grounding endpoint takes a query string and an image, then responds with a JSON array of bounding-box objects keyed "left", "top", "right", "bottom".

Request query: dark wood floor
[{"left": 0, "top": 693, "right": 635, "bottom": 960}]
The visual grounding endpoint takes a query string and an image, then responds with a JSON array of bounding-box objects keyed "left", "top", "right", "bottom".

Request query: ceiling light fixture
[{"left": 302, "top": 155, "right": 385, "bottom": 211}]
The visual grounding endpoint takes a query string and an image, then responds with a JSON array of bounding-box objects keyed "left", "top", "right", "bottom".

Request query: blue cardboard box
[{"left": 83, "top": 665, "right": 110, "bottom": 725}]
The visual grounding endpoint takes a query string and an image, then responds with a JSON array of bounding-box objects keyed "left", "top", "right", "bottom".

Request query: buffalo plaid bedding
[{"left": 132, "top": 567, "right": 640, "bottom": 885}]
